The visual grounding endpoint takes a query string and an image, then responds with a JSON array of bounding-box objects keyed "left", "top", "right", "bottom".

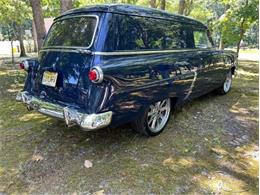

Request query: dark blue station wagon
[{"left": 17, "top": 4, "right": 237, "bottom": 136}]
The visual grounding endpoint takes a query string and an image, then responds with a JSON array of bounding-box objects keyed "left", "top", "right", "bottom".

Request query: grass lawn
[
  {"left": 0, "top": 55, "right": 258, "bottom": 194},
  {"left": 239, "top": 48, "right": 259, "bottom": 54}
]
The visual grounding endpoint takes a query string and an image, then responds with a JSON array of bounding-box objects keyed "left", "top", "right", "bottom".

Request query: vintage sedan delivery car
[{"left": 17, "top": 4, "right": 237, "bottom": 136}]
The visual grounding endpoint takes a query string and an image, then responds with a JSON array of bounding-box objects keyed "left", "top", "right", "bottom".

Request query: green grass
[{"left": 0, "top": 58, "right": 258, "bottom": 194}]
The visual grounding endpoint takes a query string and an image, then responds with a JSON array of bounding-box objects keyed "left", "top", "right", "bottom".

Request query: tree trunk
[
  {"left": 160, "top": 0, "right": 166, "bottom": 10},
  {"left": 7, "top": 26, "right": 14, "bottom": 64},
  {"left": 149, "top": 0, "right": 156, "bottom": 8},
  {"left": 60, "top": 0, "right": 73, "bottom": 13},
  {"left": 236, "top": 18, "right": 246, "bottom": 56},
  {"left": 30, "top": 0, "right": 46, "bottom": 51},
  {"left": 11, "top": 40, "right": 14, "bottom": 64},
  {"left": 219, "top": 34, "right": 224, "bottom": 50},
  {"left": 17, "top": 25, "right": 26, "bottom": 57},
  {"left": 184, "top": 0, "right": 193, "bottom": 16},
  {"left": 236, "top": 0, "right": 248, "bottom": 56},
  {"left": 178, "top": 0, "right": 185, "bottom": 15},
  {"left": 32, "top": 20, "right": 38, "bottom": 52}
]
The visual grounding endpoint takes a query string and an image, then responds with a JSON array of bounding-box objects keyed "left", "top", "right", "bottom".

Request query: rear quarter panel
[{"left": 93, "top": 51, "right": 204, "bottom": 126}]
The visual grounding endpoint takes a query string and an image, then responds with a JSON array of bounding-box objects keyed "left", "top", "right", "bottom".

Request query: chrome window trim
[
  {"left": 40, "top": 48, "right": 81, "bottom": 53},
  {"left": 42, "top": 14, "right": 99, "bottom": 50}
]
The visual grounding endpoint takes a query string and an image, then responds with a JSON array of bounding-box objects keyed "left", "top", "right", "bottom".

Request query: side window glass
[
  {"left": 134, "top": 18, "right": 187, "bottom": 50},
  {"left": 113, "top": 14, "right": 198, "bottom": 51},
  {"left": 194, "top": 30, "right": 212, "bottom": 48},
  {"left": 165, "top": 22, "right": 183, "bottom": 49},
  {"left": 116, "top": 15, "right": 145, "bottom": 50}
]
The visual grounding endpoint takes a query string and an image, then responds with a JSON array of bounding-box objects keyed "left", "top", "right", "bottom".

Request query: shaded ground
[{"left": 0, "top": 54, "right": 258, "bottom": 194}]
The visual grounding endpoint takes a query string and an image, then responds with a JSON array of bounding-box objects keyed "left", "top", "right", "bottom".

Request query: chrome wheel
[
  {"left": 147, "top": 98, "right": 171, "bottom": 133},
  {"left": 223, "top": 72, "right": 232, "bottom": 93}
]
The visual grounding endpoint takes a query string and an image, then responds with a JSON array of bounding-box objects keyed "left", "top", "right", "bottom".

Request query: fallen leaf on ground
[
  {"left": 93, "top": 190, "right": 104, "bottom": 195},
  {"left": 31, "top": 154, "right": 44, "bottom": 162},
  {"left": 84, "top": 160, "right": 93, "bottom": 168},
  {"left": 211, "top": 147, "right": 228, "bottom": 156}
]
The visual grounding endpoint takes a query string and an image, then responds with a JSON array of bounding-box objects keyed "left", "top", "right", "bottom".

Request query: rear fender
[{"left": 23, "top": 58, "right": 39, "bottom": 93}]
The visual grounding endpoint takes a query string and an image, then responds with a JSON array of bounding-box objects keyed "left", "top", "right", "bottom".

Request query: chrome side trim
[
  {"left": 40, "top": 48, "right": 210, "bottom": 55},
  {"left": 184, "top": 71, "right": 198, "bottom": 100},
  {"left": 42, "top": 14, "right": 99, "bottom": 50},
  {"left": 92, "top": 49, "right": 205, "bottom": 56}
]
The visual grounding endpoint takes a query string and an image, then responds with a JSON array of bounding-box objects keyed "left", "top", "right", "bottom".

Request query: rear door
[{"left": 32, "top": 14, "right": 99, "bottom": 109}]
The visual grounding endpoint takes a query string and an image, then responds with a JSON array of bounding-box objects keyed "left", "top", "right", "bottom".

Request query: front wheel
[
  {"left": 131, "top": 98, "right": 171, "bottom": 136},
  {"left": 218, "top": 71, "right": 232, "bottom": 95}
]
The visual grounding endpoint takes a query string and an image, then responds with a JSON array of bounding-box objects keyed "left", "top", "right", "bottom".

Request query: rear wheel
[
  {"left": 132, "top": 98, "right": 171, "bottom": 136},
  {"left": 218, "top": 71, "right": 232, "bottom": 95}
]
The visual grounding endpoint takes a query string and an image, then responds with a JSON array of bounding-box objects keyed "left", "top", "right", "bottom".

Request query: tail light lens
[
  {"left": 88, "top": 69, "right": 98, "bottom": 81},
  {"left": 19, "top": 63, "right": 25, "bottom": 69},
  {"left": 88, "top": 66, "right": 103, "bottom": 83},
  {"left": 19, "top": 60, "right": 29, "bottom": 71}
]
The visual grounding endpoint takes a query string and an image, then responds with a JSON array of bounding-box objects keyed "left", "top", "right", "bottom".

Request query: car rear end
[{"left": 17, "top": 12, "right": 112, "bottom": 130}]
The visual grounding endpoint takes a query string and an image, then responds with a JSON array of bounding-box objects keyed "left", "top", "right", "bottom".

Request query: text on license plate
[{"left": 42, "top": 71, "right": 58, "bottom": 87}]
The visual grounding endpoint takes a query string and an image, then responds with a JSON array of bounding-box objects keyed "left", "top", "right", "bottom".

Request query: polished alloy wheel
[
  {"left": 147, "top": 98, "right": 171, "bottom": 133},
  {"left": 223, "top": 72, "right": 232, "bottom": 93}
]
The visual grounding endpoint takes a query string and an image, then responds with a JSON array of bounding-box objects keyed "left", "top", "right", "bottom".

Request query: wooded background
[{"left": 0, "top": 0, "right": 258, "bottom": 57}]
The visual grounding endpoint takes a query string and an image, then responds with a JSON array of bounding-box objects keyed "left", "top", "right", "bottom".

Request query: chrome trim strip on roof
[{"left": 42, "top": 14, "right": 99, "bottom": 50}]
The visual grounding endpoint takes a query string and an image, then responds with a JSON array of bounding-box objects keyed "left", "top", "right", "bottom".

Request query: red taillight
[
  {"left": 19, "top": 60, "right": 29, "bottom": 70},
  {"left": 88, "top": 69, "right": 98, "bottom": 81},
  {"left": 19, "top": 62, "right": 25, "bottom": 69},
  {"left": 88, "top": 66, "right": 104, "bottom": 83}
]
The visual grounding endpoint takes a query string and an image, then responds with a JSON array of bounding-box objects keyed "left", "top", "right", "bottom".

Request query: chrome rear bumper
[{"left": 16, "top": 91, "right": 112, "bottom": 130}]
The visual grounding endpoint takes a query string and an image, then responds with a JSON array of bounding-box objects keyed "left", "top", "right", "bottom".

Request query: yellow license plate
[{"left": 42, "top": 71, "right": 58, "bottom": 87}]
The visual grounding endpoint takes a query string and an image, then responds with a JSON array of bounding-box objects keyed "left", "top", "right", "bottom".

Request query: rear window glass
[{"left": 43, "top": 16, "right": 97, "bottom": 48}]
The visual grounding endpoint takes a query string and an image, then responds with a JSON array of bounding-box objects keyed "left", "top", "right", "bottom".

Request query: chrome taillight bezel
[{"left": 89, "top": 66, "right": 104, "bottom": 83}]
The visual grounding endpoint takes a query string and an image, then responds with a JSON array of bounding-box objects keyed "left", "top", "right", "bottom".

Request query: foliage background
[{"left": 0, "top": 0, "right": 258, "bottom": 57}]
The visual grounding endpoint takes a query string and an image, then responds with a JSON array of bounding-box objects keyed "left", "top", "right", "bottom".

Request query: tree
[
  {"left": 30, "top": 0, "right": 46, "bottom": 50},
  {"left": 160, "top": 0, "right": 166, "bottom": 10},
  {"left": 178, "top": 0, "right": 185, "bottom": 14},
  {"left": 235, "top": 0, "right": 258, "bottom": 54},
  {"left": 41, "top": 0, "right": 60, "bottom": 17},
  {"left": 32, "top": 20, "right": 38, "bottom": 52},
  {"left": 0, "top": 0, "right": 30, "bottom": 57},
  {"left": 178, "top": 0, "right": 194, "bottom": 15},
  {"left": 149, "top": 0, "right": 157, "bottom": 8},
  {"left": 14, "top": 24, "right": 26, "bottom": 57},
  {"left": 212, "top": 0, "right": 258, "bottom": 53},
  {"left": 60, "top": 0, "right": 73, "bottom": 13}
]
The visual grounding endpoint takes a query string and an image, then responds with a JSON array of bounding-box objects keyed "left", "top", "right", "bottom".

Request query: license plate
[{"left": 42, "top": 71, "right": 58, "bottom": 87}]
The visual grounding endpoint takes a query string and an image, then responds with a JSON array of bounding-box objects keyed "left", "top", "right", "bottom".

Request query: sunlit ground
[{"left": 0, "top": 51, "right": 258, "bottom": 194}]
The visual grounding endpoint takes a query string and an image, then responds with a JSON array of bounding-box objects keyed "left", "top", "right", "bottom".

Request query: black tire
[
  {"left": 218, "top": 71, "right": 232, "bottom": 95},
  {"left": 131, "top": 98, "right": 171, "bottom": 136}
]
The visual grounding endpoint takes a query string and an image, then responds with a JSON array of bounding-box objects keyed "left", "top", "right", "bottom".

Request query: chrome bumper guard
[{"left": 16, "top": 91, "right": 112, "bottom": 130}]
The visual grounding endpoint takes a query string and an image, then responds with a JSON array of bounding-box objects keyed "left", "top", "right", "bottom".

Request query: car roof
[{"left": 57, "top": 4, "right": 206, "bottom": 28}]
